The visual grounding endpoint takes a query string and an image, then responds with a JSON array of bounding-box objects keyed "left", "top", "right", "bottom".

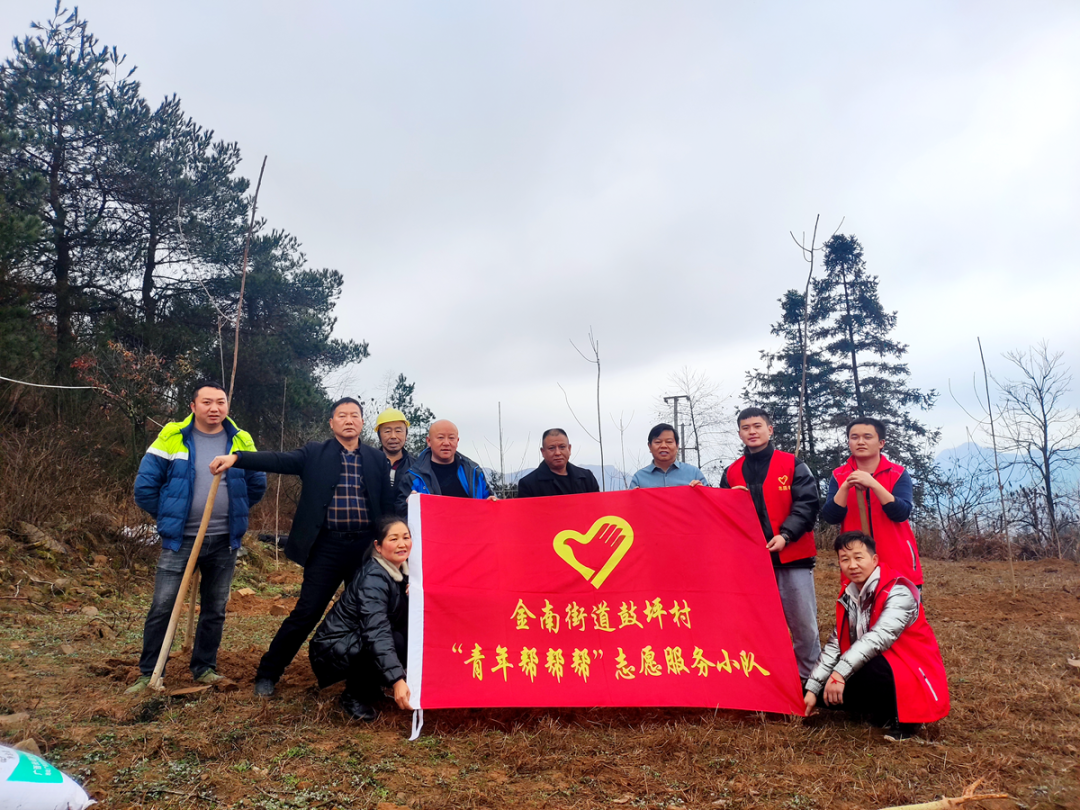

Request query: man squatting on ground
[
  {"left": 720, "top": 408, "right": 821, "bottom": 683},
  {"left": 128, "top": 382, "right": 266, "bottom": 693},
  {"left": 210, "top": 397, "right": 395, "bottom": 697},
  {"left": 821, "top": 417, "right": 923, "bottom": 587},
  {"left": 516, "top": 428, "right": 600, "bottom": 497},
  {"left": 630, "top": 423, "right": 708, "bottom": 489},
  {"left": 401, "top": 419, "right": 493, "bottom": 502},
  {"left": 804, "top": 532, "right": 949, "bottom": 738}
]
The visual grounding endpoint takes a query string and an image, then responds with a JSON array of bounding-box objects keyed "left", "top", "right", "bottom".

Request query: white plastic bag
[{"left": 0, "top": 744, "right": 94, "bottom": 810}]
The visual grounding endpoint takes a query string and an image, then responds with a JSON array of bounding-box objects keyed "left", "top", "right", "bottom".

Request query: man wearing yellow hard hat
[
  {"left": 375, "top": 408, "right": 411, "bottom": 483},
  {"left": 374, "top": 408, "right": 413, "bottom": 512}
]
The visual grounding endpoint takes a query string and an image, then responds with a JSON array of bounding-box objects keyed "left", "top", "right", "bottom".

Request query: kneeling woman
[{"left": 309, "top": 517, "right": 413, "bottom": 721}]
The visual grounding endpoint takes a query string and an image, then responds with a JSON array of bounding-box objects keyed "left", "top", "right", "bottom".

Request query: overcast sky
[{"left": 4, "top": 1, "right": 1078, "bottom": 474}]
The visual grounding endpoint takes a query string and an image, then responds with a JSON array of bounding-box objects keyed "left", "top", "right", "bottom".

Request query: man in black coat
[
  {"left": 210, "top": 397, "right": 395, "bottom": 696},
  {"left": 517, "top": 428, "right": 601, "bottom": 498}
]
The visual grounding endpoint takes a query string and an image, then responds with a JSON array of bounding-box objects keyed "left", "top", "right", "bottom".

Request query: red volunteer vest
[
  {"left": 726, "top": 450, "right": 816, "bottom": 564},
  {"left": 837, "top": 565, "right": 950, "bottom": 723},
  {"left": 833, "top": 455, "right": 923, "bottom": 585}
]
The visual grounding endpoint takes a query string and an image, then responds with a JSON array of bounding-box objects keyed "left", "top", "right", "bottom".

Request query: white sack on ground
[{"left": 0, "top": 744, "right": 94, "bottom": 810}]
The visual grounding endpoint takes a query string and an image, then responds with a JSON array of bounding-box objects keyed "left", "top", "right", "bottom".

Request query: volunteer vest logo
[
  {"left": 777, "top": 474, "right": 791, "bottom": 492},
  {"left": 552, "top": 516, "right": 634, "bottom": 589}
]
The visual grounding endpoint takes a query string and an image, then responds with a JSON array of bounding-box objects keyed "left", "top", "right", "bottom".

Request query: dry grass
[{"left": 0, "top": 544, "right": 1077, "bottom": 810}]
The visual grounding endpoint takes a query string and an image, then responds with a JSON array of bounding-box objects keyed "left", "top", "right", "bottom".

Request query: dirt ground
[{"left": 0, "top": 544, "right": 1077, "bottom": 810}]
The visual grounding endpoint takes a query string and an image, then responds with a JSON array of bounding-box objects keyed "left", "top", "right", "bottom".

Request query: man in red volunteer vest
[
  {"left": 720, "top": 408, "right": 821, "bottom": 682},
  {"left": 821, "top": 417, "right": 923, "bottom": 586},
  {"left": 804, "top": 532, "right": 949, "bottom": 739}
]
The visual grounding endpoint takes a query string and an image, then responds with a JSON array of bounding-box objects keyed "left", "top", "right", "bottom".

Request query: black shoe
[
  {"left": 884, "top": 721, "right": 921, "bottom": 741},
  {"left": 340, "top": 691, "right": 377, "bottom": 722},
  {"left": 254, "top": 678, "right": 276, "bottom": 697}
]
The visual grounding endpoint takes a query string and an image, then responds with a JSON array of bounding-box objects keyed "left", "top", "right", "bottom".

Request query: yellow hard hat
[{"left": 375, "top": 408, "right": 410, "bottom": 430}]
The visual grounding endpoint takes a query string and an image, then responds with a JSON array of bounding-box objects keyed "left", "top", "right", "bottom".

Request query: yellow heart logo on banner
[
  {"left": 552, "top": 516, "right": 634, "bottom": 589},
  {"left": 778, "top": 475, "right": 789, "bottom": 485}
]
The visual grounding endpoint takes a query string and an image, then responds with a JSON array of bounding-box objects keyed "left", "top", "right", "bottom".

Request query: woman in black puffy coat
[{"left": 309, "top": 516, "right": 412, "bottom": 721}]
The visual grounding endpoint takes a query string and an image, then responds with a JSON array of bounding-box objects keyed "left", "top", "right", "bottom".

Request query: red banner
[{"left": 406, "top": 487, "right": 805, "bottom": 716}]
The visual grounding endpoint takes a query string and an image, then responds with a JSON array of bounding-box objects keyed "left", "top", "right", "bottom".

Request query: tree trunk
[
  {"left": 839, "top": 271, "right": 863, "bottom": 414},
  {"left": 143, "top": 223, "right": 158, "bottom": 325}
]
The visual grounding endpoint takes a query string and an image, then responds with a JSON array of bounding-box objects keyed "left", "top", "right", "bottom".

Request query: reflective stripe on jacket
[{"left": 133, "top": 414, "right": 265, "bottom": 551}]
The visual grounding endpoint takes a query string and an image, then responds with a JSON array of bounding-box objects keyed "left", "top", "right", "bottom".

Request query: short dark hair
[
  {"left": 648, "top": 423, "right": 678, "bottom": 445},
  {"left": 191, "top": 380, "right": 227, "bottom": 403},
  {"left": 834, "top": 531, "right": 876, "bottom": 555},
  {"left": 737, "top": 407, "right": 772, "bottom": 426},
  {"left": 541, "top": 428, "right": 568, "bottom": 444},
  {"left": 374, "top": 515, "right": 409, "bottom": 546},
  {"left": 846, "top": 417, "right": 886, "bottom": 443},
  {"left": 329, "top": 397, "right": 363, "bottom": 418}
]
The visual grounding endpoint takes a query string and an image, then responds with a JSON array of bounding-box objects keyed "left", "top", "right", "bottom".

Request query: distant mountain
[
  {"left": 504, "top": 464, "right": 633, "bottom": 491},
  {"left": 934, "top": 441, "right": 1080, "bottom": 490}
]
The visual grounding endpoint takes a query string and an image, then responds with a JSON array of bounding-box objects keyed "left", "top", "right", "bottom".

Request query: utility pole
[{"left": 663, "top": 394, "right": 692, "bottom": 463}]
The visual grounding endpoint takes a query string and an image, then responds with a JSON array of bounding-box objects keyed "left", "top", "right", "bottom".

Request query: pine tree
[
  {"left": 744, "top": 289, "right": 846, "bottom": 486},
  {"left": 813, "top": 235, "right": 939, "bottom": 488},
  {"left": 0, "top": 5, "right": 142, "bottom": 384},
  {"left": 746, "top": 234, "right": 939, "bottom": 498},
  {"left": 363, "top": 374, "right": 436, "bottom": 455}
]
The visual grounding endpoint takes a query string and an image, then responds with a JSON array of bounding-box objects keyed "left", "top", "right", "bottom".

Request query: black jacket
[
  {"left": 391, "top": 448, "right": 415, "bottom": 518},
  {"left": 308, "top": 557, "right": 408, "bottom": 688},
  {"left": 517, "top": 461, "right": 600, "bottom": 498},
  {"left": 233, "top": 439, "right": 394, "bottom": 566},
  {"left": 719, "top": 443, "right": 819, "bottom": 569}
]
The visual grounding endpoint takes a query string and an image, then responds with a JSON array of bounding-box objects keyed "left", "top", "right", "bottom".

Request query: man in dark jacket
[
  {"left": 403, "top": 419, "right": 491, "bottom": 500},
  {"left": 720, "top": 407, "right": 821, "bottom": 683},
  {"left": 211, "top": 397, "right": 394, "bottom": 696},
  {"left": 128, "top": 382, "right": 266, "bottom": 693},
  {"left": 517, "top": 428, "right": 600, "bottom": 498},
  {"left": 374, "top": 408, "right": 416, "bottom": 516}
]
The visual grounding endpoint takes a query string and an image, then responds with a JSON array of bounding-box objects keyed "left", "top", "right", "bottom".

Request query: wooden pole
[
  {"left": 857, "top": 490, "right": 871, "bottom": 537},
  {"left": 180, "top": 569, "right": 200, "bottom": 653},
  {"left": 149, "top": 475, "right": 222, "bottom": 690},
  {"left": 174, "top": 157, "right": 267, "bottom": 672}
]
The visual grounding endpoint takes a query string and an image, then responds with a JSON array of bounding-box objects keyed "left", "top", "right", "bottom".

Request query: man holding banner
[
  {"left": 720, "top": 407, "right": 820, "bottom": 683},
  {"left": 630, "top": 423, "right": 708, "bottom": 489},
  {"left": 517, "top": 429, "right": 600, "bottom": 498},
  {"left": 403, "top": 420, "right": 492, "bottom": 500}
]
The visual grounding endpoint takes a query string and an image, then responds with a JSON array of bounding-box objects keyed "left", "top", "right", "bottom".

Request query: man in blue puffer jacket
[
  {"left": 400, "top": 419, "right": 492, "bottom": 506},
  {"left": 127, "top": 381, "right": 266, "bottom": 693}
]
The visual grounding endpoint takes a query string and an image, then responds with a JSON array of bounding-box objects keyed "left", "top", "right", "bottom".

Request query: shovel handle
[{"left": 149, "top": 474, "right": 222, "bottom": 691}]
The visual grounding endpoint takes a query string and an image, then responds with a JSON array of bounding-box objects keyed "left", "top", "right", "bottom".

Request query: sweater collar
[
  {"left": 845, "top": 566, "right": 881, "bottom": 604},
  {"left": 373, "top": 554, "right": 409, "bottom": 582}
]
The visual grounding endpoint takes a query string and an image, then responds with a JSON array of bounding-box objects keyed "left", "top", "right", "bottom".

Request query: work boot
[
  {"left": 125, "top": 675, "right": 151, "bottom": 695},
  {"left": 339, "top": 691, "right": 377, "bottom": 722},
  {"left": 195, "top": 669, "right": 224, "bottom": 685},
  {"left": 254, "top": 677, "right": 275, "bottom": 697}
]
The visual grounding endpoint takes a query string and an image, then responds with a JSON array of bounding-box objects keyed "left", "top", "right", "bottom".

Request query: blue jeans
[
  {"left": 138, "top": 533, "right": 238, "bottom": 677},
  {"left": 774, "top": 566, "right": 822, "bottom": 683}
]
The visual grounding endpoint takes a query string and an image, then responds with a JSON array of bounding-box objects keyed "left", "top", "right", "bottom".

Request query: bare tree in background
[
  {"left": 657, "top": 367, "right": 733, "bottom": 473},
  {"left": 996, "top": 342, "right": 1080, "bottom": 558},
  {"left": 560, "top": 328, "right": 605, "bottom": 490},
  {"left": 610, "top": 411, "right": 635, "bottom": 490}
]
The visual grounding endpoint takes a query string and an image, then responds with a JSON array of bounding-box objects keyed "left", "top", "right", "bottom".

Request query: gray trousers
[{"left": 774, "top": 566, "right": 821, "bottom": 683}]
